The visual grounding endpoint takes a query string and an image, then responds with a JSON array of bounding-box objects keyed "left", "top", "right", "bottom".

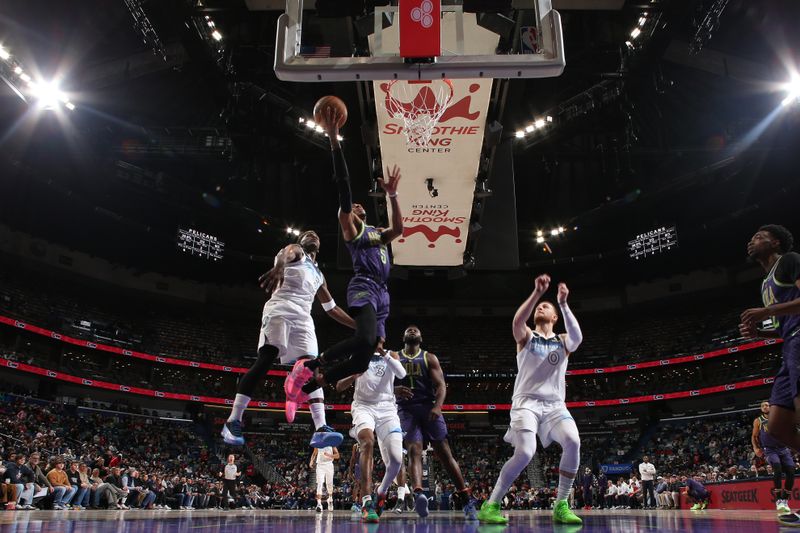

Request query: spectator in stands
[
  {"left": 27, "top": 453, "right": 53, "bottom": 505},
  {"left": 0, "top": 453, "right": 18, "bottom": 510},
  {"left": 66, "top": 461, "right": 86, "bottom": 510},
  {"left": 102, "top": 467, "right": 130, "bottom": 510},
  {"left": 682, "top": 474, "right": 710, "bottom": 510},
  {"left": 654, "top": 476, "right": 669, "bottom": 508},
  {"left": 75, "top": 463, "right": 91, "bottom": 509},
  {"left": 46, "top": 457, "right": 76, "bottom": 510}
]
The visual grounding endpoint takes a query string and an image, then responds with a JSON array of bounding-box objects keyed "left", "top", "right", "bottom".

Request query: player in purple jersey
[
  {"left": 393, "top": 325, "right": 476, "bottom": 519},
  {"left": 752, "top": 401, "right": 793, "bottom": 513},
  {"left": 300, "top": 107, "right": 404, "bottom": 405},
  {"left": 739, "top": 225, "right": 800, "bottom": 525}
]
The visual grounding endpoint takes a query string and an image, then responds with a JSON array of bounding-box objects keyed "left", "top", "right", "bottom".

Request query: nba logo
[{"left": 520, "top": 26, "right": 539, "bottom": 54}]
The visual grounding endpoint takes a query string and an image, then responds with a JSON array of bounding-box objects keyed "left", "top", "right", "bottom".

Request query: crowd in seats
[{"left": 0, "top": 265, "right": 757, "bottom": 374}]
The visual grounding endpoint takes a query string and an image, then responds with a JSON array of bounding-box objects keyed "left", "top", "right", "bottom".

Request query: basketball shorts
[
  {"left": 316, "top": 463, "right": 334, "bottom": 494},
  {"left": 505, "top": 397, "right": 575, "bottom": 448},
  {"left": 764, "top": 446, "right": 795, "bottom": 468},
  {"left": 346, "top": 277, "right": 390, "bottom": 340},
  {"left": 769, "top": 334, "right": 800, "bottom": 410},
  {"left": 257, "top": 307, "right": 318, "bottom": 365},
  {"left": 398, "top": 403, "right": 448, "bottom": 444},
  {"left": 349, "top": 401, "right": 402, "bottom": 445}
]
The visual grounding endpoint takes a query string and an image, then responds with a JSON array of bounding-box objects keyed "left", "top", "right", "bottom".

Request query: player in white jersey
[
  {"left": 478, "top": 274, "right": 584, "bottom": 526},
  {"left": 222, "top": 230, "right": 354, "bottom": 448},
  {"left": 310, "top": 445, "right": 340, "bottom": 511},
  {"left": 336, "top": 345, "right": 406, "bottom": 523}
]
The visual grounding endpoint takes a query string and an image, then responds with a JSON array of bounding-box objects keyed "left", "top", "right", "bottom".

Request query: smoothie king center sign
[{"left": 375, "top": 78, "right": 493, "bottom": 266}]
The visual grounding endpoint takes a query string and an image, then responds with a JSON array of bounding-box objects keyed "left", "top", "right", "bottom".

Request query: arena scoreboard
[
  {"left": 628, "top": 226, "right": 678, "bottom": 260},
  {"left": 177, "top": 228, "right": 224, "bottom": 261}
]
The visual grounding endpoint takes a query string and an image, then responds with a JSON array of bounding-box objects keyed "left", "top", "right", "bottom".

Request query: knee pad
[{"left": 256, "top": 344, "right": 280, "bottom": 365}]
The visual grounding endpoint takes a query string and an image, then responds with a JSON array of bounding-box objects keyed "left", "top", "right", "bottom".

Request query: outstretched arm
[
  {"left": 557, "top": 283, "right": 583, "bottom": 354},
  {"left": 323, "top": 106, "right": 360, "bottom": 242},
  {"left": 513, "top": 274, "right": 550, "bottom": 346},
  {"left": 316, "top": 280, "right": 356, "bottom": 329},
  {"left": 386, "top": 350, "right": 406, "bottom": 379},
  {"left": 379, "top": 165, "right": 404, "bottom": 244}
]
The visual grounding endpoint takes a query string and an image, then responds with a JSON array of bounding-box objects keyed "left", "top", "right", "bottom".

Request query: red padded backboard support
[{"left": 399, "top": 0, "right": 441, "bottom": 59}]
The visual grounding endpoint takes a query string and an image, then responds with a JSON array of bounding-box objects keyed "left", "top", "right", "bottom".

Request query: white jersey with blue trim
[
  {"left": 262, "top": 251, "right": 324, "bottom": 318},
  {"left": 512, "top": 331, "right": 568, "bottom": 403},
  {"left": 353, "top": 353, "right": 403, "bottom": 407}
]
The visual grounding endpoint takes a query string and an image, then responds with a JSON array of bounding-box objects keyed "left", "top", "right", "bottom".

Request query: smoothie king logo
[
  {"left": 400, "top": 204, "right": 466, "bottom": 248},
  {"left": 379, "top": 82, "right": 483, "bottom": 151}
]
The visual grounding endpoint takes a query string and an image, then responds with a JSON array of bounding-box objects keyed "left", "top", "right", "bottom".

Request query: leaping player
[
  {"left": 478, "top": 274, "right": 583, "bottom": 525},
  {"left": 336, "top": 343, "right": 407, "bottom": 523},
  {"left": 738, "top": 225, "right": 800, "bottom": 525},
  {"left": 293, "top": 106, "right": 403, "bottom": 401},
  {"left": 752, "top": 400, "right": 793, "bottom": 513},
  {"left": 221, "top": 230, "right": 351, "bottom": 448}
]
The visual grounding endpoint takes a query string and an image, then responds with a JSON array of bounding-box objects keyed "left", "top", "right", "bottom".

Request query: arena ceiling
[{"left": 0, "top": 0, "right": 798, "bottom": 289}]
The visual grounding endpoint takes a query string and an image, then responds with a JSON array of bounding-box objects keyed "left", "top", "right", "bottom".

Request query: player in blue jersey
[
  {"left": 738, "top": 225, "right": 800, "bottom": 525},
  {"left": 752, "top": 401, "right": 793, "bottom": 513},
  {"left": 297, "top": 107, "right": 404, "bottom": 423},
  {"left": 394, "top": 325, "right": 476, "bottom": 519}
]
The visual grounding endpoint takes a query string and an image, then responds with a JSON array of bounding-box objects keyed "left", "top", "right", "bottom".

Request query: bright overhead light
[
  {"left": 20, "top": 72, "right": 31, "bottom": 83},
  {"left": 305, "top": 120, "right": 316, "bottom": 129},
  {"left": 558, "top": 226, "right": 565, "bottom": 233},
  {"left": 211, "top": 30, "right": 222, "bottom": 41},
  {"left": 536, "top": 236, "right": 545, "bottom": 244},
  {"left": 630, "top": 28, "right": 641, "bottom": 39},
  {"left": 298, "top": 117, "right": 305, "bottom": 123},
  {"left": 336, "top": 135, "right": 344, "bottom": 141},
  {"left": 638, "top": 16, "right": 648, "bottom": 26},
  {"left": 30, "top": 80, "right": 65, "bottom": 110},
  {"left": 14, "top": 66, "right": 22, "bottom": 75},
  {"left": 65, "top": 102, "right": 76, "bottom": 111},
  {"left": 286, "top": 227, "right": 294, "bottom": 234},
  {"left": 550, "top": 229, "right": 559, "bottom": 236},
  {"left": 546, "top": 116, "right": 553, "bottom": 122},
  {"left": 207, "top": 20, "right": 215, "bottom": 28},
  {"left": 536, "top": 230, "right": 543, "bottom": 237},
  {"left": 782, "top": 74, "right": 800, "bottom": 107},
  {"left": 0, "top": 46, "right": 10, "bottom": 60},
  {"left": 525, "top": 125, "right": 534, "bottom": 133},
  {"left": 314, "top": 125, "right": 323, "bottom": 133},
  {"left": 515, "top": 130, "right": 525, "bottom": 138},
  {"left": 625, "top": 41, "right": 634, "bottom": 49},
  {"left": 535, "top": 119, "right": 546, "bottom": 129}
]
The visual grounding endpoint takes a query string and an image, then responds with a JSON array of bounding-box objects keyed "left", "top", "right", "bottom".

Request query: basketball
[{"left": 313, "top": 95, "right": 348, "bottom": 129}]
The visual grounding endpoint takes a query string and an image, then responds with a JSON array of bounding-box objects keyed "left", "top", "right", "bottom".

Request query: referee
[{"left": 219, "top": 454, "right": 241, "bottom": 509}]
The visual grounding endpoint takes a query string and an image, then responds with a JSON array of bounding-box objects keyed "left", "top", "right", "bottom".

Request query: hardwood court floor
[{"left": 0, "top": 508, "right": 791, "bottom": 532}]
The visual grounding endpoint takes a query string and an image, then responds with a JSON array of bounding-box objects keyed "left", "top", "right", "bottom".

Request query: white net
[{"left": 384, "top": 79, "right": 454, "bottom": 147}]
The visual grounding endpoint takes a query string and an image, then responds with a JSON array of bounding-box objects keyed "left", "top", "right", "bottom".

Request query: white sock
[
  {"left": 227, "top": 394, "right": 250, "bottom": 423},
  {"left": 397, "top": 486, "right": 407, "bottom": 501},
  {"left": 557, "top": 474, "right": 572, "bottom": 502},
  {"left": 309, "top": 402, "right": 327, "bottom": 430}
]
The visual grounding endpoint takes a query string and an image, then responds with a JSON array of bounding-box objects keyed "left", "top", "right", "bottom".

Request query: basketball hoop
[{"left": 384, "top": 79, "right": 454, "bottom": 147}]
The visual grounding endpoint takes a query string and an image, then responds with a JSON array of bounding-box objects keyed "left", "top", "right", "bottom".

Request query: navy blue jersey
[
  {"left": 345, "top": 223, "right": 391, "bottom": 284},
  {"left": 396, "top": 349, "right": 436, "bottom": 407},
  {"left": 761, "top": 252, "right": 800, "bottom": 338}
]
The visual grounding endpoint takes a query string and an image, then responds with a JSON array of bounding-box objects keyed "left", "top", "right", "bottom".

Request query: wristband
[
  {"left": 388, "top": 193, "right": 397, "bottom": 198},
  {"left": 322, "top": 299, "right": 337, "bottom": 312}
]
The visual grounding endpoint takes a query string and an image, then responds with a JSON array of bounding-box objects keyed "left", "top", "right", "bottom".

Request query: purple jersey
[
  {"left": 345, "top": 223, "right": 391, "bottom": 284},
  {"left": 758, "top": 413, "right": 786, "bottom": 449},
  {"left": 396, "top": 349, "right": 436, "bottom": 407},
  {"left": 761, "top": 252, "right": 800, "bottom": 338}
]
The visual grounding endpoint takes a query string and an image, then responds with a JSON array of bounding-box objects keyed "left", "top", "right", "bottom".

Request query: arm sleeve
[
  {"left": 387, "top": 356, "right": 407, "bottom": 379},
  {"left": 776, "top": 252, "right": 800, "bottom": 285},
  {"left": 332, "top": 148, "right": 353, "bottom": 214},
  {"left": 559, "top": 303, "right": 583, "bottom": 353}
]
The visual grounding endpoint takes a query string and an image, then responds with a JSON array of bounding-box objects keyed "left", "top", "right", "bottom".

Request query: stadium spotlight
[
  {"left": 630, "top": 28, "right": 641, "bottom": 39},
  {"left": 782, "top": 74, "right": 800, "bottom": 107},
  {"left": 515, "top": 130, "right": 525, "bottom": 138},
  {"left": 0, "top": 45, "right": 10, "bottom": 60}
]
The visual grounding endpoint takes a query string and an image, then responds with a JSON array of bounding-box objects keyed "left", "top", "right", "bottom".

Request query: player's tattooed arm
[
  {"left": 309, "top": 448, "right": 318, "bottom": 468},
  {"left": 513, "top": 274, "right": 550, "bottom": 346},
  {"left": 751, "top": 418, "right": 763, "bottom": 457},
  {"left": 258, "top": 244, "right": 303, "bottom": 294},
  {"left": 380, "top": 165, "right": 404, "bottom": 244},
  {"left": 317, "top": 280, "right": 356, "bottom": 329}
]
